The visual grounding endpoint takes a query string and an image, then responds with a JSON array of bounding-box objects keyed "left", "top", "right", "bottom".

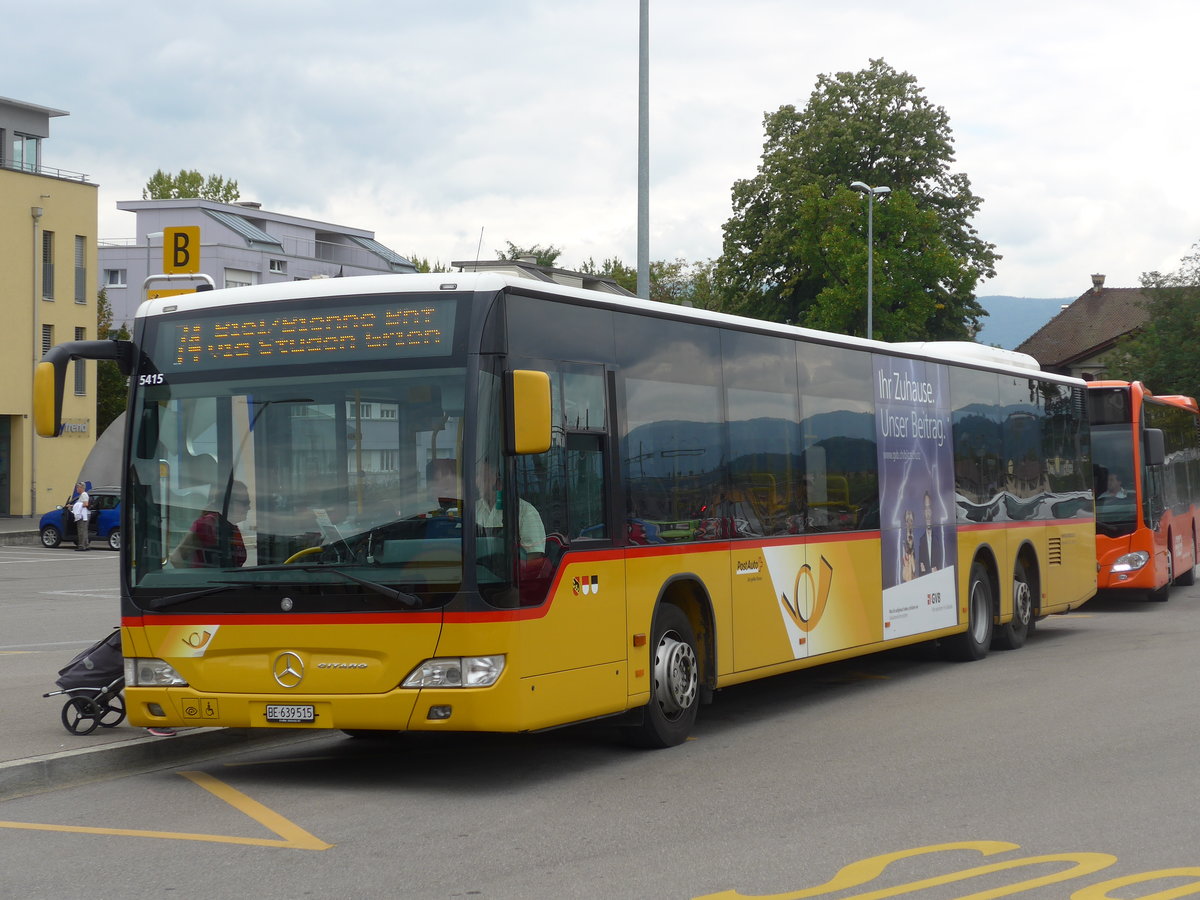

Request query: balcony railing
[{"left": 0, "top": 157, "right": 92, "bottom": 183}]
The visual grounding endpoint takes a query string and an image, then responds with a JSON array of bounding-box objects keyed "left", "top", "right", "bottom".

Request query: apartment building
[
  {"left": 99, "top": 198, "right": 417, "bottom": 328},
  {"left": 0, "top": 96, "right": 99, "bottom": 517}
]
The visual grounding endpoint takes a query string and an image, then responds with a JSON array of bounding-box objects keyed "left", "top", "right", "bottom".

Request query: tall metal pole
[
  {"left": 636, "top": 0, "right": 650, "bottom": 300},
  {"left": 866, "top": 192, "right": 874, "bottom": 341},
  {"left": 850, "top": 181, "right": 889, "bottom": 340}
]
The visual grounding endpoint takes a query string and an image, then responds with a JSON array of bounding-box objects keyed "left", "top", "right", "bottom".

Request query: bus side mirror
[
  {"left": 1144, "top": 428, "right": 1165, "bottom": 467},
  {"left": 34, "top": 340, "right": 135, "bottom": 438},
  {"left": 33, "top": 359, "right": 64, "bottom": 438},
  {"left": 507, "top": 369, "right": 551, "bottom": 455}
]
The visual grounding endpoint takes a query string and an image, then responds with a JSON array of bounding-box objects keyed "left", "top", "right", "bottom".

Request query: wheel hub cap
[{"left": 653, "top": 634, "right": 698, "bottom": 717}]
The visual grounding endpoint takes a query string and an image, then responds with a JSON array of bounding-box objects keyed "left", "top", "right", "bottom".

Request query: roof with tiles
[{"left": 1016, "top": 275, "right": 1152, "bottom": 368}]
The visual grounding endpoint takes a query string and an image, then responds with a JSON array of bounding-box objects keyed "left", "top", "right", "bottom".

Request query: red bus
[{"left": 1088, "top": 381, "right": 1200, "bottom": 600}]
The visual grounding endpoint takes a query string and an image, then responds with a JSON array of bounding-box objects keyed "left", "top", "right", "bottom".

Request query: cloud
[{"left": 7, "top": 0, "right": 1200, "bottom": 296}]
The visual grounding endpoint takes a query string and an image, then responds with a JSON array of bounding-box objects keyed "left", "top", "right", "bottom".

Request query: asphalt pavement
[{"left": 0, "top": 516, "right": 309, "bottom": 800}]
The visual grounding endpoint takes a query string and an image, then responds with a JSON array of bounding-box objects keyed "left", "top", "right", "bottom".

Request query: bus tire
[
  {"left": 1173, "top": 533, "right": 1196, "bottom": 586},
  {"left": 943, "top": 562, "right": 993, "bottom": 662},
  {"left": 1149, "top": 549, "right": 1173, "bottom": 602},
  {"left": 993, "top": 560, "right": 1034, "bottom": 651},
  {"left": 627, "top": 604, "right": 700, "bottom": 748}
]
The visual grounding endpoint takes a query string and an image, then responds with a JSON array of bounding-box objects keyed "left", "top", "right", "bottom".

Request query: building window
[
  {"left": 75, "top": 235, "right": 87, "bottom": 303},
  {"left": 42, "top": 231, "right": 54, "bottom": 299},
  {"left": 103, "top": 268, "right": 127, "bottom": 287},
  {"left": 74, "top": 327, "right": 86, "bottom": 395},
  {"left": 224, "top": 268, "right": 256, "bottom": 289},
  {"left": 269, "top": 259, "right": 287, "bottom": 275},
  {"left": 42, "top": 325, "right": 54, "bottom": 356},
  {"left": 13, "top": 133, "right": 39, "bottom": 172},
  {"left": 380, "top": 405, "right": 397, "bottom": 419}
]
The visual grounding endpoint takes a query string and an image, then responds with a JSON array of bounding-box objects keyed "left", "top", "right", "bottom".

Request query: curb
[
  {"left": 0, "top": 727, "right": 319, "bottom": 800},
  {"left": 0, "top": 532, "right": 44, "bottom": 548}
]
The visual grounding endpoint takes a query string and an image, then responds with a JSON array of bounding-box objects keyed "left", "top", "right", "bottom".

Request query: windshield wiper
[
  {"left": 241, "top": 564, "right": 422, "bottom": 608},
  {"left": 298, "top": 566, "right": 421, "bottom": 607},
  {"left": 148, "top": 581, "right": 254, "bottom": 610}
]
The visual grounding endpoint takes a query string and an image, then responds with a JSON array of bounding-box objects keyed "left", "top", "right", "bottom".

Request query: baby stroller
[{"left": 43, "top": 629, "right": 126, "bottom": 734}]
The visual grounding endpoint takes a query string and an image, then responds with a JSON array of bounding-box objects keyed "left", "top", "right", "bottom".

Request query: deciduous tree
[
  {"left": 496, "top": 242, "right": 562, "bottom": 267},
  {"left": 717, "top": 59, "right": 998, "bottom": 340},
  {"left": 1105, "top": 247, "right": 1200, "bottom": 400},
  {"left": 143, "top": 169, "right": 240, "bottom": 203},
  {"left": 96, "top": 289, "right": 130, "bottom": 435}
]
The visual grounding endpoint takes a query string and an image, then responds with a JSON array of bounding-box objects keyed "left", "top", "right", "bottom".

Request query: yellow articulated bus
[{"left": 35, "top": 274, "right": 1096, "bottom": 747}]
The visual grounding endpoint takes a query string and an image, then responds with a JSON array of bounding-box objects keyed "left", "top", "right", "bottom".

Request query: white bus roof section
[
  {"left": 890, "top": 341, "right": 1042, "bottom": 372},
  {"left": 136, "top": 273, "right": 1080, "bottom": 387}
]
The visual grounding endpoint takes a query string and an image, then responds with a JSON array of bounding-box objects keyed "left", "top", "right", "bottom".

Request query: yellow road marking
[
  {"left": 0, "top": 770, "right": 331, "bottom": 850},
  {"left": 692, "top": 842, "right": 1200, "bottom": 900}
]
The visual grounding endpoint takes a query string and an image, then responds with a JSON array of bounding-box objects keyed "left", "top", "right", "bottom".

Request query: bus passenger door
[{"left": 513, "top": 365, "right": 626, "bottom": 677}]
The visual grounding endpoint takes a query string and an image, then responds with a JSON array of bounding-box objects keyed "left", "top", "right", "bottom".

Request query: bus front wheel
[
  {"left": 1149, "top": 548, "right": 1173, "bottom": 602},
  {"left": 1174, "top": 533, "right": 1196, "bottom": 587},
  {"left": 627, "top": 604, "right": 700, "bottom": 748},
  {"left": 943, "top": 562, "right": 993, "bottom": 661}
]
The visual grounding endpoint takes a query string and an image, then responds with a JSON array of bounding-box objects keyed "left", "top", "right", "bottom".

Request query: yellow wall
[{"left": 0, "top": 168, "right": 99, "bottom": 516}]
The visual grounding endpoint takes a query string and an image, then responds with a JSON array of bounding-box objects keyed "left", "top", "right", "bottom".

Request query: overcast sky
[{"left": 7, "top": 1, "right": 1197, "bottom": 298}]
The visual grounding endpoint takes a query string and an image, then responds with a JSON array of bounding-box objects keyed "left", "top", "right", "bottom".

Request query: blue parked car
[{"left": 39, "top": 485, "right": 121, "bottom": 551}]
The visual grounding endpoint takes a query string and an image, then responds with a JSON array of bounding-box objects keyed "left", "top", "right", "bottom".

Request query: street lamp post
[{"left": 849, "top": 181, "right": 890, "bottom": 340}]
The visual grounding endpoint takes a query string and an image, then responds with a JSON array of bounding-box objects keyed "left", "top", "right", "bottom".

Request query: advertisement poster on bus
[{"left": 873, "top": 354, "right": 958, "bottom": 639}]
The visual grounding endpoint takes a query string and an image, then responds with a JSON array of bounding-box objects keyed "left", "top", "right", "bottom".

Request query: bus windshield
[
  {"left": 1091, "top": 425, "right": 1138, "bottom": 530},
  {"left": 127, "top": 363, "right": 469, "bottom": 612}
]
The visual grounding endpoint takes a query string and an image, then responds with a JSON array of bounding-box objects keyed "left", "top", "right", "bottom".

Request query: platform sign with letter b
[{"left": 163, "top": 226, "right": 200, "bottom": 274}]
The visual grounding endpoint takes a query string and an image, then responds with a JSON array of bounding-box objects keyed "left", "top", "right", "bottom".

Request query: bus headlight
[
  {"left": 402, "top": 655, "right": 505, "bottom": 688},
  {"left": 124, "top": 657, "right": 189, "bottom": 687},
  {"left": 1111, "top": 551, "right": 1150, "bottom": 573}
]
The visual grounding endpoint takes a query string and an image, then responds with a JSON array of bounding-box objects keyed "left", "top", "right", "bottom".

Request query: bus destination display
[{"left": 159, "top": 299, "right": 457, "bottom": 371}]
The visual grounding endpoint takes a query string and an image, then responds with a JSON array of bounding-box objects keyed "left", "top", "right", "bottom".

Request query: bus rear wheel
[
  {"left": 993, "top": 560, "right": 1034, "bottom": 651},
  {"left": 627, "top": 604, "right": 699, "bottom": 748},
  {"left": 943, "top": 562, "right": 993, "bottom": 661}
]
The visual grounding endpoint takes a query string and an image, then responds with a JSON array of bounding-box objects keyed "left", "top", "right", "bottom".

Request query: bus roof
[
  {"left": 137, "top": 272, "right": 1085, "bottom": 387},
  {"left": 1089, "top": 381, "right": 1200, "bottom": 414}
]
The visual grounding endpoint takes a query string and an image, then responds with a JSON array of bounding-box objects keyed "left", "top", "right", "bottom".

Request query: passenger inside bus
[
  {"left": 1099, "top": 472, "right": 1128, "bottom": 500},
  {"left": 169, "top": 481, "right": 251, "bottom": 568},
  {"left": 423, "top": 458, "right": 461, "bottom": 517},
  {"left": 475, "top": 458, "right": 545, "bottom": 558}
]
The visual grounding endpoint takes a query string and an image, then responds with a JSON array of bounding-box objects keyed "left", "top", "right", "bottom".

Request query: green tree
[
  {"left": 95, "top": 289, "right": 130, "bottom": 434},
  {"left": 408, "top": 255, "right": 452, "bottom": 273},
  {"left": 497, "top": 242, "right": 562, "bottom": 267},
  {"left": 578, "top": 256, "right": 638, "bottom": 293},
  {"left": 1104, "top": 247, "right": 1200, "bottom": 400},
  {"left": 717, "top": 58, "right": 998, "bottom": 340},
  {"left": 143, "top": 169, "right": 240, "bottom": 202},
  {"left": 578, "top": 256, "right": 721, "bottom": 308}
]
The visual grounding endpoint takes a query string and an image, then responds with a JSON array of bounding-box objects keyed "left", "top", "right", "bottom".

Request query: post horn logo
[
  {"left": 273, "top": 651, "right": 305, "bottom": 688},
  {"left": 779, "top": 556, "right": 834, "bottom": 633}
]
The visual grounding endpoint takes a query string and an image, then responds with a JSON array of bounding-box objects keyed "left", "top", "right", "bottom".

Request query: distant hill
[{"left": 973, "top": 295, "right": 1074, "bottom": 350}]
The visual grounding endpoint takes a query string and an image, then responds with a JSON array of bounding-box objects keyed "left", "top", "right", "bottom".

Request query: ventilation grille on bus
[{"left": 1048, "top": 537, "right": 1063, "bottom": 566}]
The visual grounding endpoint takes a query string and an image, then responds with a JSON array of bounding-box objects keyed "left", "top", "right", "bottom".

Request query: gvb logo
[
  {"left": 573, "top": 575, "right": 600, "bottom": 596},
  {"left": 779, "top": 556, "right": 834, "bottom": 632}
]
